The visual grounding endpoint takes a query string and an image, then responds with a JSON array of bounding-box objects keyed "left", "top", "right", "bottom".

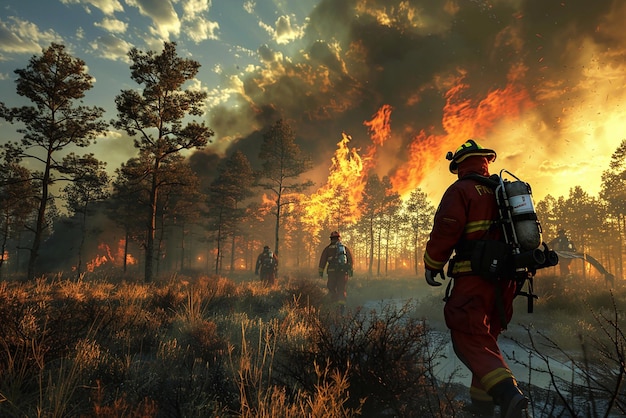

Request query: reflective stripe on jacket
[{"left": 424, "top": 159, "right": 501, "bottom": 276}]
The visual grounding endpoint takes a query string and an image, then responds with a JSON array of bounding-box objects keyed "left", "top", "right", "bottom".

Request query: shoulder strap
[{"left": 460, "top": 173, "right": 500, "bottom": 188}]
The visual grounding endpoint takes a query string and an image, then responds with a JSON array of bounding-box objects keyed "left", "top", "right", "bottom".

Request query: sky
[{"left": 1, "top": 0, "right": 626, "bottom": 206}]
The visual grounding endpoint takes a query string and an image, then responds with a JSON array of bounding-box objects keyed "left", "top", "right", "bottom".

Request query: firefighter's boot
[{"left": 489, "top": 379, "right": 529, "bottom": 418}]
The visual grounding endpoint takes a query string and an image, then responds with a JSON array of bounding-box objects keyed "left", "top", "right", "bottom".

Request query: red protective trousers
[
  {"left": 444, "top": 273, "right": 517, "bottom": 399},
  {"left": 326, "top": 270, "right": 348, "bottom": 303}
]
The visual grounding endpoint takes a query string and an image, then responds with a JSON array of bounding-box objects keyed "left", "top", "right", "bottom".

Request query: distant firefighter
[
  {"left": 549, "top": 230, "right": 615, "bottom": 285},
  {"left": 318, "top": 231, "right": 353, "bottom": 311},
  {"left": 548, "top": 229, "right": 576, "bottom": 276},
  {"left": 255, "top": 245, "right": 278, "bottom": 285}
]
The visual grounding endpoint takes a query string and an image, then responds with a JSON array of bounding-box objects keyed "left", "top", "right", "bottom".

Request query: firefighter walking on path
[
  {"left": 318, "top": 231, "right": 353, "bottom": 311},
  {"left": 423, "top": 139, "right": 530, "bottom": 418},
  {"left": 255, "top": 245, "right": 278, "bottom": 286},
  {"left": 548, "top": 229, "right": 576, "bottom": 276}
]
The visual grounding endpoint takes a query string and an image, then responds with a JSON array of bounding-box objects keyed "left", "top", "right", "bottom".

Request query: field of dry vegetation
[{"left": 0, "top": 270, "right": 624, "bottom": 417}]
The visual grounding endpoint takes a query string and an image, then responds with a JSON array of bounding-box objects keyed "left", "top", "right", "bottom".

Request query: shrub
[{"left": 273, "top": 300, "right": 461, "bottom": 417}]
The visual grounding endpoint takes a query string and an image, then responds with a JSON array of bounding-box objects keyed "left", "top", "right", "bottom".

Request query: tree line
[{"left": 1, "top": 42, "right": 624, "bottom": 282}]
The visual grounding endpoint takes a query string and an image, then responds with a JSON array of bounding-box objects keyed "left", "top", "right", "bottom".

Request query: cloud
[
  {"left": 274, "top": 15, "right": 304, "bottom": 45},
  {"left": 184, "top": 17, "right": 220, "bottom": 43},
  {"left": 182, "top": 0, "right": 210, "bottom": 15},
  {"left": 89, "top": 34, "right": 133, "bottom": 62},
  {"left": 228, "top": 44, "right": 256, "bottom": 60},
  {"left": 95, "top": 17, "right": 128, "bottom": 33},
  {"left": 258, "top": 14, "right": 305, "bottom": 45},
  {"left": 125, "top": 0, "right": 180, "bottom": 40},
  {"left": 206, "top": 74, "right": 244, "bottom": 108},
  {"left": 178, "top": 0, "right": 219, "bottom": 43},
  {"left": 206, "top": 87, "right": 232, "bottom": 109},
  {"left": 0, "top": 16, "right": 63, "bottom": 54},
  {"left": 257, "top": 44, "right": 282, "bottom": 64},
  {"left": 59, "top": 0, "right": 124, "bottom": 16},
  {"left": 243, "top": 1, "right": 255, "bottom": 15}
]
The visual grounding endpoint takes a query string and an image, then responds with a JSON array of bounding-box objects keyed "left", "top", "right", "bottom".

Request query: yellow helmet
[{"left": 446, "top": 139, "right": 496, "bottom": 174}]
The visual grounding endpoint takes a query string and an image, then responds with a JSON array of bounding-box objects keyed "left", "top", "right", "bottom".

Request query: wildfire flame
[
  {"left": 296, "top": 104, "right": 396, "bottom": 240},
  {"left": 362, "top": 104, "right": 393, "bottom": 171},
  {"left": 390, "top": 67, "right": 533, "bottom": 197},
  {"left": 300, "top": 66, "right": 535, "bottom": 235},
  {"left": 85, "top": 240, "right": 137, "bottom": 272},
  {"left": 86, "top": 254, "right": 108, "bottom": 272},
  {"left": 301, "top": 132, "right": 365, "bottom": 236}
]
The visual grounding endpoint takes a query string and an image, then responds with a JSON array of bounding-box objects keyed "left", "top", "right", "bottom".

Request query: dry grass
[{"left": 0, "top": 271, "right": 623, "bottom": 417}]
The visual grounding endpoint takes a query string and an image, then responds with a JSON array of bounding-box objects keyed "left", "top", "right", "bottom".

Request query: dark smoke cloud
[
  {"left": 188, "top": 149, "right": 223, "bottom": 187},
  {"left": 201, "top": 0, "right": 626, "bottom": 197}
]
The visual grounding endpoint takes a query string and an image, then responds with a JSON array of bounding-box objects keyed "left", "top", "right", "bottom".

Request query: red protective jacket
[{"left": 424, "top": 157, "right": 501, "bottom": 276}]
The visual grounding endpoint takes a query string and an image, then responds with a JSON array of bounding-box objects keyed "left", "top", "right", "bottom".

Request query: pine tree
[
  {"left": 258, "top": 119, "right": 313, "bottom": 256},
  {"left": 402, "top": 188, "right": 435, "bottom": 275},
  {"left": 0, "top": 161, "right": 37, "bottom": 277},
  {"left": 0, "top": 43, "right": 107, "bottom": 279},
  {"left": 207, "top": 151, "right": 254, "bottom": 274},
  {"left": 113, "top": 42, "right": 213, "bottom": 282},
  {"left": 59, "top": 153, "right": 110, "bottom": 277}
]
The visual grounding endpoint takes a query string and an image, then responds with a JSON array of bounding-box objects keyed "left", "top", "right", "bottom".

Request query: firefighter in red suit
[
  {"left": 423, "top": 140, "right": 529, "bottom": 418},
  {"left": 255, "top": 245, "right": 278, "bottom": 285},
  {"left": 318, "top": 231, "right": 353, "bottom": 310}
]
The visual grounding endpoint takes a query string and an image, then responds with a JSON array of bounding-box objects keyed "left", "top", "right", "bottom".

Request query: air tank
[{"left": 505, "top": 180, "right": 542, "bottom": 251}]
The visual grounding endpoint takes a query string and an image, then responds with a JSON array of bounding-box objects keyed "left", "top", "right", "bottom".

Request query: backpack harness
[
  {"left": 445, "top": 171, "right": 558, "bottom": 323},
  {"left": 261, "top": 251, "right": 275, "bottom": 271}
]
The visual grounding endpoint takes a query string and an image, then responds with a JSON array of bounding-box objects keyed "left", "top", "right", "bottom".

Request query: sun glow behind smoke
[
  {"left": 340, "top": 60, "right": 624, "bottom": 208},
  {"left": 479, "top": 43, "right": 626, "bottom": 204}
]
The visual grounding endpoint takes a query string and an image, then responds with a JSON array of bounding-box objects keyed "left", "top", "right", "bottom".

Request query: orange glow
[
  {"left": 363, "top": 104, "right": 393, "bottom": 147},
  {"left": 390, "top": 69, "right": 533, "bottom": 197},
  {"left": 86, "top": 253, "right": 108, "bottom": 272},
  {"left": 126, "top": 253, "right": 137, "bottom": 265},
  {"left": 361, "top": 104, "right": 393, "bottom": 173},
  {"left": 301, "top": 132, "right": 365, "bottom": 235},
  {"left": 259, "top": 194, "right": 275, "bottom": 216},
  {"left": 84, "top": 240, "right": 137, "bottom": 272}
]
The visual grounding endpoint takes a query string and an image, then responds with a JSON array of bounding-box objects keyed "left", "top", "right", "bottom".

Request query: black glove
[{"left": 425, "top": 268, "right": 445, "bottom": 287}]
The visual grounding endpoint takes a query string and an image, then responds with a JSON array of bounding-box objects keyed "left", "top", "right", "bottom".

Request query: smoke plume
[{"left": 204, "top": 0, "right": 626, "bottom": 202}]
